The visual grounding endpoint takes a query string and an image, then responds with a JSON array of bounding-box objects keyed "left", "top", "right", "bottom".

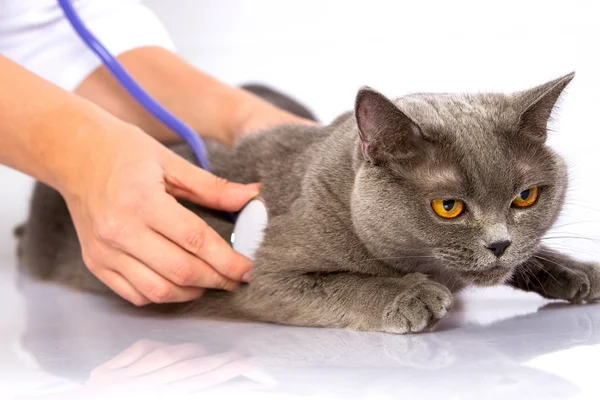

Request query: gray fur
[{"left": 16, "top": 75, "right": 600, "bottom": 334}]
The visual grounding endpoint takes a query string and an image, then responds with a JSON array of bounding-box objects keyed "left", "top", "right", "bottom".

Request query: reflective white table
[{"left": 3, "top": 244, "right": 600, "bottom": 399}]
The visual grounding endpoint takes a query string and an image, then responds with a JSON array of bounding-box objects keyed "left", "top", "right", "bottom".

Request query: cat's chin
[{"left": 458, "top": 264, "right": 516, "bottom": 287}]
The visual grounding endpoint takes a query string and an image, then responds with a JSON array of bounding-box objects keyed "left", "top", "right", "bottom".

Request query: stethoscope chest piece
[{"left": 231, "top": 197, "right": 268, "bottom": 260}]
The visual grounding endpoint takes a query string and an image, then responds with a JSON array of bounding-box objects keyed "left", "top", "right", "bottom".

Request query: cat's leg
[
  {"left": 233, "top": 272, "right": 453, "bottom": 334},
  {"left": 509, "top": 246, "right": 600, "bottom": 303}
]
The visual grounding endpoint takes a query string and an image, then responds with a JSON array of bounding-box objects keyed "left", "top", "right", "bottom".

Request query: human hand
[{"left": 58, "top": 121, "right": 259, "bottom": 306}]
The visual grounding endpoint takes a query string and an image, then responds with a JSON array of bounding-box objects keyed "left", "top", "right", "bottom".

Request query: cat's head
[{"left": 351, "top": 73, "right": 573, "bottom": 286}]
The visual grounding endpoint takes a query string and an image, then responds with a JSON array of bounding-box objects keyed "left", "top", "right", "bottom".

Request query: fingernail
[
  {"left": 248, "top": 183, "right": 262, "bottom": 197},
  {"left": 242, "top": 271, "right": 253, "bottom": 282}
]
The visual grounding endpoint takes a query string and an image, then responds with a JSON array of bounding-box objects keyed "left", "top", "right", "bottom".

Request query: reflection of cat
[{"left": 16, "top": 74, "right": 600, "bottom": 334}]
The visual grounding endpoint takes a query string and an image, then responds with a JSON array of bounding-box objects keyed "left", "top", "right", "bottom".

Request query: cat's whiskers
[
  {"left": 514, "top": 268, "right": 529, "bottom": 289},
  {"left": 533, "top": 255, "right": 582, "bottom": 284},
  {"left": 532, "top": 260, "right": 562, "bottom": 286},
  {"left": 522, "top": 263, "right": 550, "bottom": 297},
  {"left": 543, "top": 234, "right": 600, "bottom": 245},
  {"left": 448, "top": 275, "right": 461, "bottom": 293},
  {"left": 540, "top": 244, "right": 597, "bottom": 258},
  {"left": 549, "top": 220, "right": 600, "bottom": 231},
  {"left": 562, "top": 201, "right": 600, "bottom": 214},
  {"left": 440, "top": 269, "right": 459, "bottom": 292},
  {"left": 539, "top": 252, "right": 600, "bottom": 273}
]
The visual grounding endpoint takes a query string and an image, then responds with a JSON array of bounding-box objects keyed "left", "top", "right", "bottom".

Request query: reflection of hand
[
  {"left": 85, "top": 339, "right": 254, "bottom": 391},
  {"left": 17, "top": 340, "right": 274, "bottom": 399}
]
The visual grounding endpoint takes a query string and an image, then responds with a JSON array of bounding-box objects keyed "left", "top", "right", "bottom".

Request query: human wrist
[
  {"left": 41, "top": 102, "right": 130, "bottom": 199},
  {"left": 193, "top": 86, "right": 254, "bottom": 147},
  {"left": 226, "top": 89, "right": 274, "bottom": 143},
  {"left": 185, "top": 84, "right": 265, "bottom": 147}
]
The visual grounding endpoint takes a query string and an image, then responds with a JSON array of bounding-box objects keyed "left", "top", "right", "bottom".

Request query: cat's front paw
[
  {"left": 584, "top": 263, "right": 600, "bottom": 302},
  {"left": 540, "top": 262, "right": 600, "bottom": 304},
  {"left": 569, "top": 262, "right": 600, "bottom": 303},
  {"left": 383, "top": 278, "right": 452, "bottom": 334}
]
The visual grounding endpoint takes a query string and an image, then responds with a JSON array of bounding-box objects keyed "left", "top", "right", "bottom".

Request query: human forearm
[
  {"left": 0, "top": 55, "right": 126, "bottom": 193},
  {"left": 75, "top": 46, "right": 316, "bottom": 146},
  {"left": 74, "top": 46, "right": 255, "bottom": 146}
]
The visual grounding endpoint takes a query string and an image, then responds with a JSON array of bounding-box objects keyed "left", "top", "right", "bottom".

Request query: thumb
[{"left": 164, "top": 152, "right": 261, "bottom": 211}]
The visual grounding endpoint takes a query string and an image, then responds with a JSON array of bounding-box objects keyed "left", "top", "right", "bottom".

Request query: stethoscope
[{"left": 57, "top": 0, "right": 267, "bottom": 260}]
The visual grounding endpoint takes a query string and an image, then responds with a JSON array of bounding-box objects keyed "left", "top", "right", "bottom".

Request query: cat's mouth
[{"left": 459, "top": 263, "right": 515, "bottom": 287}]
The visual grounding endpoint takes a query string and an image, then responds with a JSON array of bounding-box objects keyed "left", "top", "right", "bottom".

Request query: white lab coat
[{"left": 0, "top": 0, "right": 176, "bottom": 91}]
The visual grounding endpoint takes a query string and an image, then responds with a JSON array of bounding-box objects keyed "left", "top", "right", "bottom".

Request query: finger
[
  {"left": 163, "top": 152, "right": 261, "bottom": 211},
  {"left": 174, "top": 359, "right": 257, "bottom": 393},
  {"left": 119, "top": 343, "right": 208, "bottom": 377},
  {"left": 120, "top": 223, "right": 240, "bottom": 291},
  {"left": 108, "top": 250, "right": 206, "bottom": 303},
  {"left": 94, "top": 268, "right": 151, "bottom": 307},
  {"left": 94, "top": 339, "right": 165, "bottom": 372},
  {"left": 148, "top": 195, "right": 253, "bottom": 282},
  {"left": 136, "top": 351, "right": 243, "bottom": 387}
]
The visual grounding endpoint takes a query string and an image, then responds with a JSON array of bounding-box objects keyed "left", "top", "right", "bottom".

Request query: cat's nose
[{"left": 485, "top": 240, "right": 512, "bottom": 257}]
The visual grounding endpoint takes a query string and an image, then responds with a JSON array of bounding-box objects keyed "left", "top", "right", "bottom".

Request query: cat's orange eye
[
  {"left": 431, "top": 199, "right": 465, "bottom": 219},
  {"left": 512, "top": 186, "right": 540, "bottom": 208}
]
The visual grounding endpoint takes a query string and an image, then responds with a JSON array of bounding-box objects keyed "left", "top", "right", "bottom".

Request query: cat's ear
[
  {"left": 515, "top": 72, "right": 575, "bottom": 142},
  {"left": 355, "top": 87, "right": 424, "bottom": 163}
]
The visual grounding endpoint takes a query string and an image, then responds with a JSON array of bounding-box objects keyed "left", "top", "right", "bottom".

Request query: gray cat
[{"left": 16, "top": 74, "right": 600, "bottom": 334}]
